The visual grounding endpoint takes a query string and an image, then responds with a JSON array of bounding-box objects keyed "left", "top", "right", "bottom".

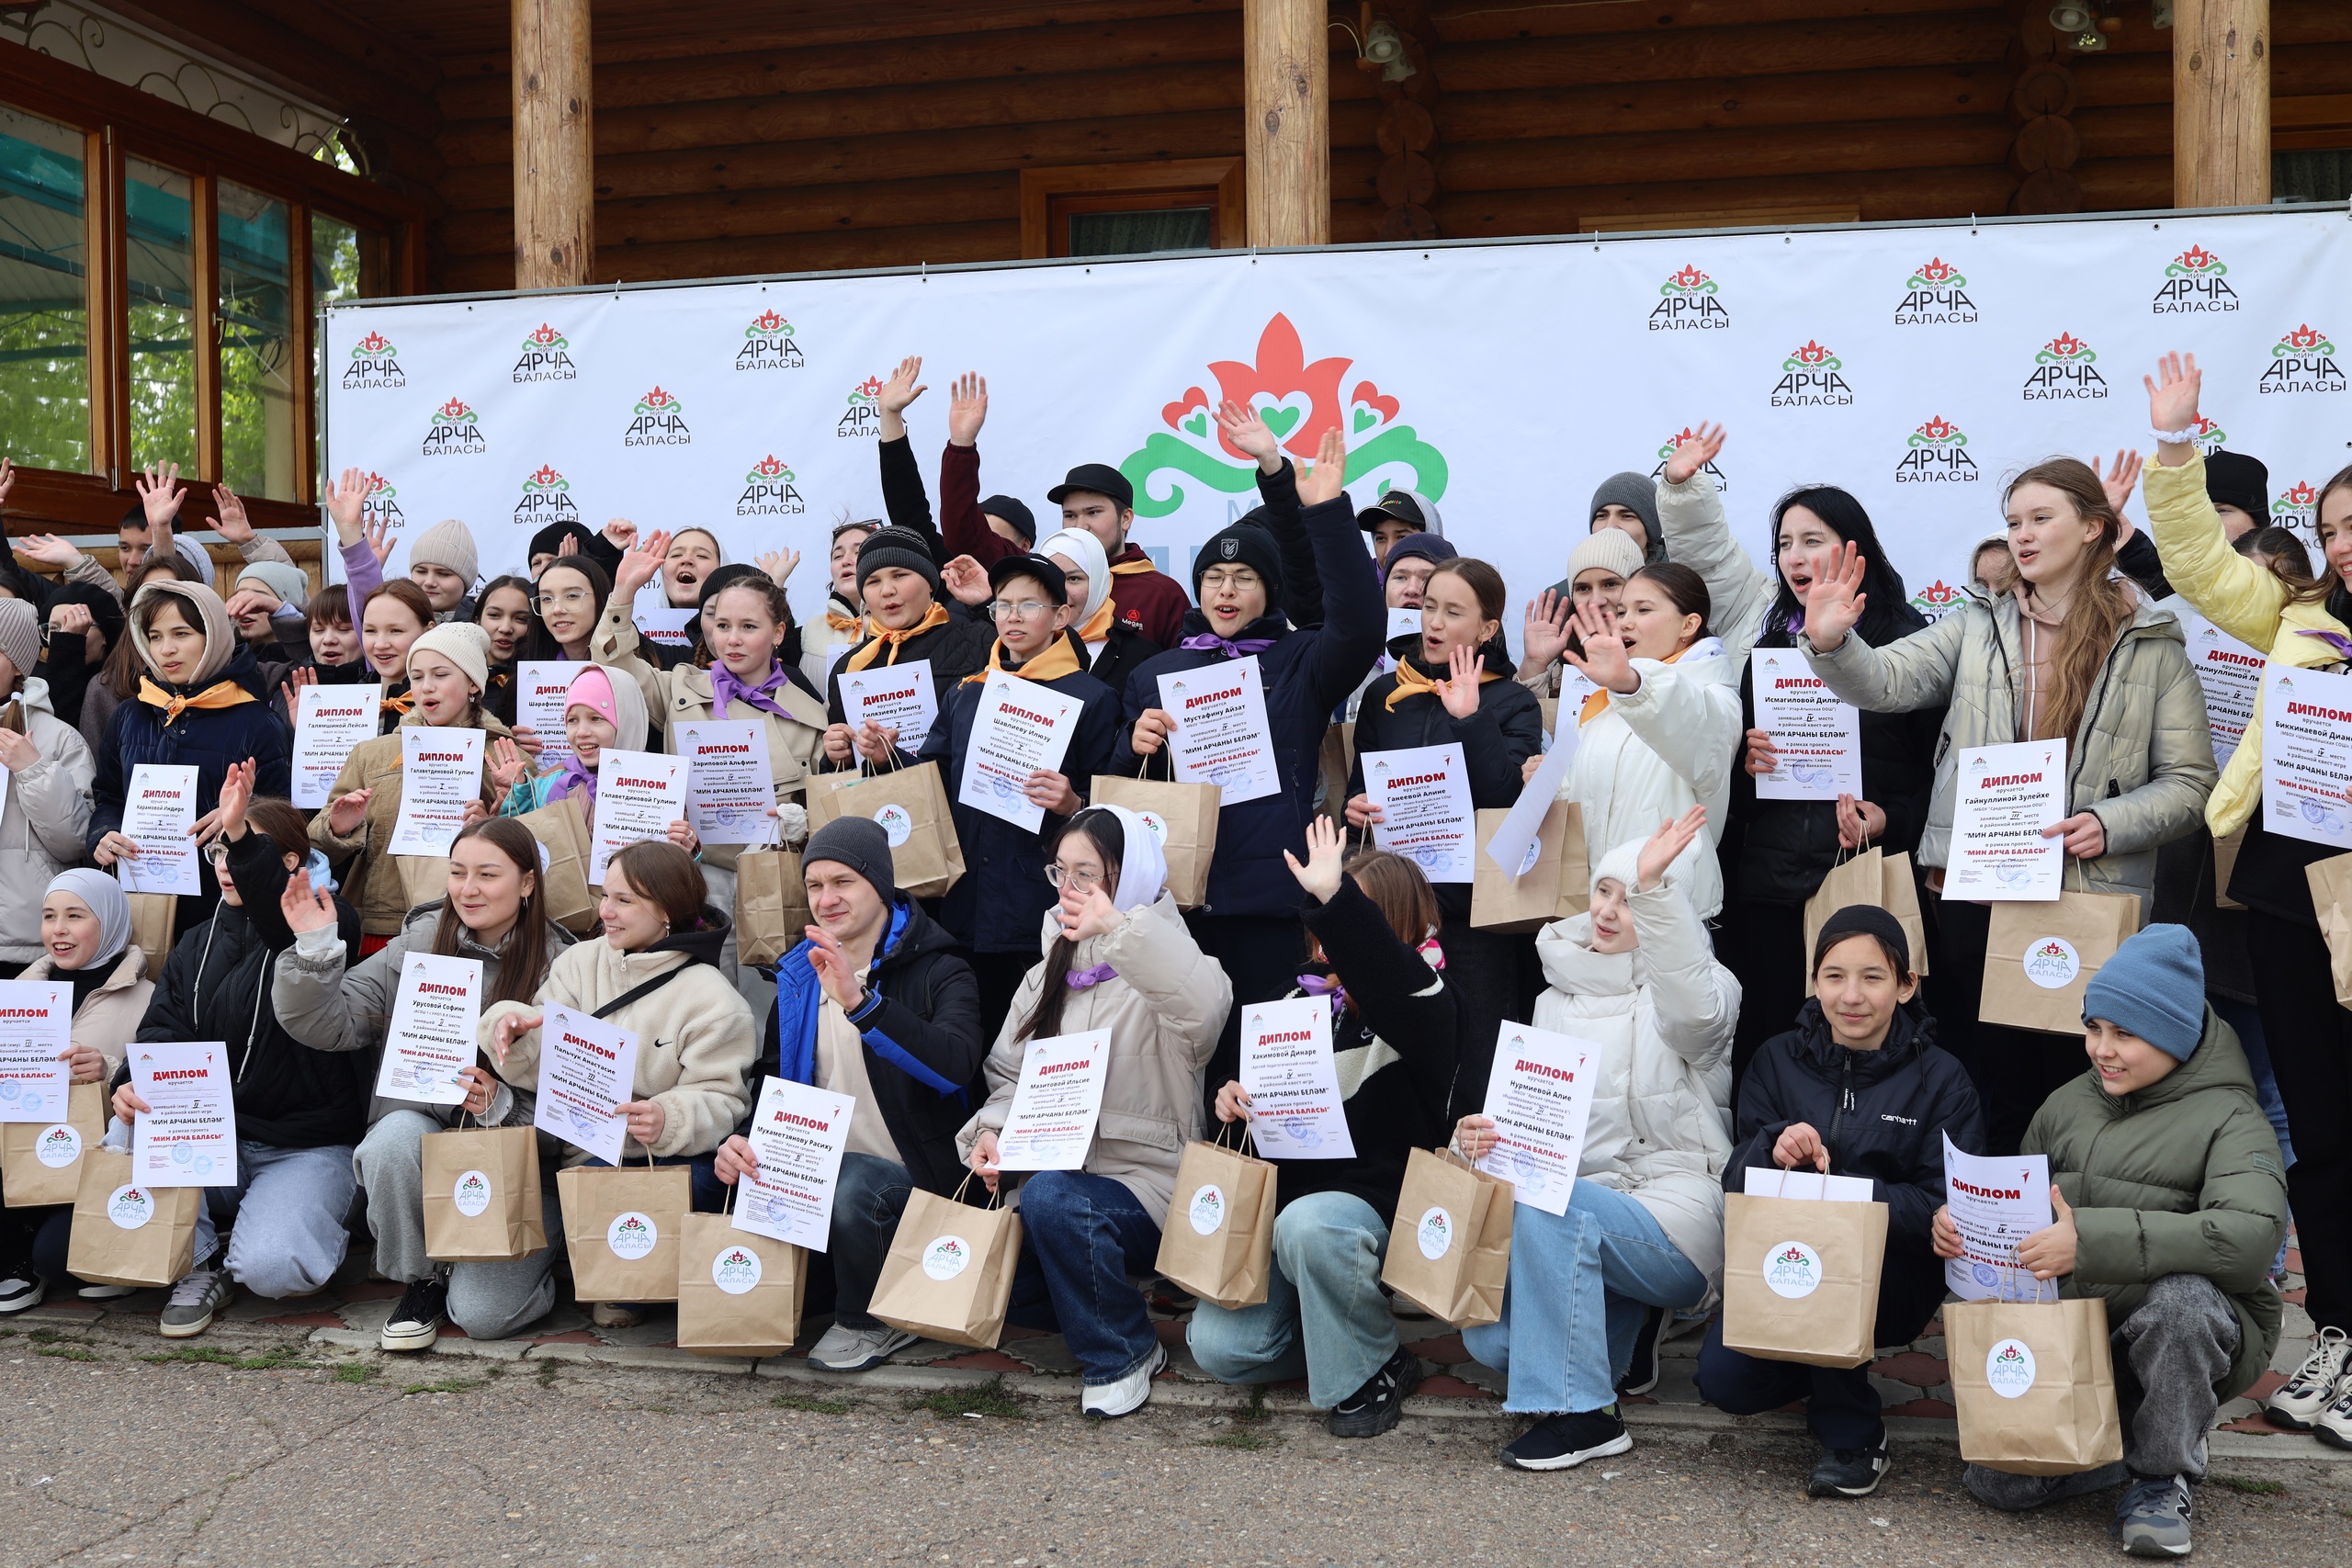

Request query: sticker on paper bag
[
  {"left": 922, "top": 1234, "right": 970, "bottom": 1280},
  {"left": 1417, "top": 1205, "right": 1453, "bottom": 1260},
  {"left": 1986, "top": 1337, "right": 2038, "bottom": 1398},
  {"left": 606, "top": 1211, "right": 659, "bottom": 1259},
  {"left": 453, "top": 1170, "right": 492, "bottom": 1217},
  {"left": 712, "top": 1244, "right": 763, "bottom": 1295},
  {"left": 1188, "top": 1183, "right": 1226, "bottom": 1236},
  {"left": 2023, "top": 937, "right": 2080, "bottom": 989},
  {"left": 1763, "top": 1239, "right": 1823, "bottom": 1299},
  {"left": 34, "top": 1123, "right": 81, "bottom": 1168},
  {"left": 107, "top": 1184, "right": 153, "bottom": 1230},
  {"left": 872, "top": 804, "right": 912, "bottom": 847}
]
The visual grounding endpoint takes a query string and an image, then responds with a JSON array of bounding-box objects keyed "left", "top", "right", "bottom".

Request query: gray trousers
[
  {"left": 2113, "top": 1270, "right": 2242, "bottom": 1481},
  {"left": 353, "top": 1110, "right": 564, "bottom": 1341}
]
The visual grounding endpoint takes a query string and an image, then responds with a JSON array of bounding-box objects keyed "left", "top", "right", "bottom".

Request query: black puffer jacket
[{"left": 128, "top": 827, "right": 368, "bottom": 1149}]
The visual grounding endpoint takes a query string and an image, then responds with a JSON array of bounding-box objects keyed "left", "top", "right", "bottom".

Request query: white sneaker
[
  {"left": 77, "top": 1283, "right": 138, "bottom": 1301},
  {"left": 2313, "top": 1372, "right": 2352, "bottom": 1452},
  {"left": 1081, "top": 1342, "right": 1166, "bottom": 1419},
  {"left": 807, "top": 1322, "right": 917, "bottom": 1372},
  {"left": 2266, "top": 1326, "right": 2350, "bottom": 1430}
]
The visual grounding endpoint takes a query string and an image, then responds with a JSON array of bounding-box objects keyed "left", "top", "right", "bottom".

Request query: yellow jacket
[{"left": 2143, "top": 451, "right": 2349, "bottom": 837}]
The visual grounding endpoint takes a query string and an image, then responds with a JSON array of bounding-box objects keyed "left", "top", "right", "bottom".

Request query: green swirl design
[{"left": 1121, "top": 425, "right": 1452, "bottom": 519}]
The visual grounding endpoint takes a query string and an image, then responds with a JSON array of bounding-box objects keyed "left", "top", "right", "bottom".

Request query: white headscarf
[
  {"left": 1037, "top": 526, "right": 1112, "bottom": 622},
  {"left": 1090, "top": 804, "right": 1168, "bottom": 912},
  {"left": 45, "top": 868, "right": 131, "bottom": 966}
]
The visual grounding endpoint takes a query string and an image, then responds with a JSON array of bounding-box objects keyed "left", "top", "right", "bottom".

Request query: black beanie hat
[
  {"left": 2203, "top": 450, "right": 2269, "bottom": 521},
  {"left": 980, "top": 494, "right": 1037, "bottom": 543},
  {"left": 1191, "top": 523, "right": 1284, "bottom": 600},
  {"left": 695, "top": 561, "right": 760, "bottom": 613},
  {"left": 804, "top": 816, "right": 895, "bottom": 907},
  {"left": 529, "top": 520, "right": 597, "bottom": 561},
  {"left": 855, "top": 526, "right": 943, "bottom": 595},
  {"left": 1813, "top": 904, "right": 1910, "bottom": 975}
]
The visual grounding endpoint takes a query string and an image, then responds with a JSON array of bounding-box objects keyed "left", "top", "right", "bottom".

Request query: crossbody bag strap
[{"left": 593, "top": 960, "right": 699, "bottom": 1020}]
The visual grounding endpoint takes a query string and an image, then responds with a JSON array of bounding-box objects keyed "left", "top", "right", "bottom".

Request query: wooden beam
[
  {"left": 99, "top": 1, "right": 443, "bottom": 143},
  {"left": 436, "top": 220, "right": 1023, "bottom": 294},
  {"left": 192, "top": 175, "right": 221, "bottom": 479},
  {"left": 1439, "top": 164, "right": 2023, "bottom": 237},
  {"left": 1432, "top": 116, "right": 2018, "bottom": 195},
  {"left": 512, "top": 0, "right": 594, "bottom": 288},
  {"left": 1436, "top": 13, "right": 2016, "bottom": 94},
  {"left": 1243, "top": 0, "right": 1328, "bottom": 245},
  {"left": 1430, "top": 0, "right": 1991, "bottom": 44},
  {"left": 2175, "top": 0, "right": 2270, "bottom": 206},
  {"left": 1433, "top": 63, "right": 2008, "bottom": 145}
]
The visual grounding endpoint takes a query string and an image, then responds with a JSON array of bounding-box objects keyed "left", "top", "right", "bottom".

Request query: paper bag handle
[
  {"left": 1213, "top": 1116, "right": 1259, "bottom": 1161},
  {"left": 1997, "top": 1247, "right": 2061, "bottom": 1304},
  {"left": 951, "top": 1170, "right": 1010, "bottom": 1212}
]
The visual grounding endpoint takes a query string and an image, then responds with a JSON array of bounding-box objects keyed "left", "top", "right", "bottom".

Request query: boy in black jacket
[
  {"left": 1188, "top": 820, "right": 1460, "bottom": 1440},
  {"left": 1695, "top": 905, "right": 1984, "bottom": 1500}
]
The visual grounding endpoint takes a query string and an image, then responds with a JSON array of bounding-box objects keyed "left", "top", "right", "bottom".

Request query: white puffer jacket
[
  {"left": 1555, "top": 639, "right": 1742, "bottom": 919},
  {"left": 0, "top": 679, "right": 96, "bottom": 965},
  {"left": 1531, "top": 863, "right": 1739, "bottom": 1297}
]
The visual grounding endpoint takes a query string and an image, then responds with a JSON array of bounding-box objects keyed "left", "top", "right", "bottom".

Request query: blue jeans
[
  {"left": 1007, "top": 1168, "right": 1163, "bottom": 1385},
  {"left": 191, "top": 1140, "right": 359, "bottom": 1300},
  {"left": 1461, "top": 1179, "right": 1710, "bottom": 1416},
  {"left": 829, "top": 1153, "right": 913, "bottom": 1329},
  {"left": 1187, "top": 1190, "right": 1397, "bottom": 1409}
]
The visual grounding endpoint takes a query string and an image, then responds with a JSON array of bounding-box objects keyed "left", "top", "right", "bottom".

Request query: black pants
[
  {"left": 1930, "top": 893, "right": 2084, "bottom": 1157},
  {"left": 1696, "top": 1259, "right": 1944, "bottom": 1450},
  {"left": 2247, "top": 909, "right": 2352, "bottom": 1334},
  {"left": 1719, "top": 897, "right": 1809, "bottom": 1096},
  {"left": 1186, "top": 912, "right": 1312, "bottom": 1121},
  {"left": 1434, "top": 919, "right": 1534, "bottom": 1122}
]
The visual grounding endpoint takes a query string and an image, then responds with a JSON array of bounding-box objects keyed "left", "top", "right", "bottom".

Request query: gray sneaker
[
  {"left": 1962, "top": 1461, "right": 2128, "bottom": 1512},
  {"left": 807, "top": 1322, "right": 917, "bottom": 1372},
  {"left": 159, "top": 1269, "right": 234, "bottom": 1338},
  {"left": 2113, "top": 1473, "right": 2193, "bottom": 1558}
]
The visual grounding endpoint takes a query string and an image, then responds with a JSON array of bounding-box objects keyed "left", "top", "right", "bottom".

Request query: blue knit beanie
[{"left": 2081, "top": 923, "right": 2205, "bottom": 1059}]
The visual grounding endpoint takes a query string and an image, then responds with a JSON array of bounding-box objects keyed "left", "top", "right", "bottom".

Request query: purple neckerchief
[
  {"left": 1180, "top": 633, "right": 1280, "bottom": 659},
  {"left": 1066, "top": 963, "right": 1117, "bottom": 990},
  {"left": 551, "top": 754, "right": 597, "bottom": 807},
  {"left": 711, "top": 660, "right": 794, "bottom": 720},
  {"left": 1297, "top": 972, "right": 1346, "bottom": 1019},
  {"left": 2296, "top": 627, "right": 2352, "bottom": 662}
]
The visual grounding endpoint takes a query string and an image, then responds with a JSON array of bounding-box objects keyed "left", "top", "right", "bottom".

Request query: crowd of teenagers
[{"left": 0, "top": 347, "right": 2340, "bottom": 1558}]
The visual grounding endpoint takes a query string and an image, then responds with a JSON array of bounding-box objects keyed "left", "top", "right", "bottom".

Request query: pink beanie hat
[{"left": 564, "top": 665, "right": 618, "bottom": 728}]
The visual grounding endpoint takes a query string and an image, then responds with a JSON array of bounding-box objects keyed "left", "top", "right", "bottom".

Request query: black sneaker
[
  {"left": 1501, "top": 1406, "right": 1633, "bottom": 1472},
  {"left": 1328, "top": 1346, "right": 1421, "bottom": 1438},
  {"left": 1807, "top": 1441, "right": 1892, "bottom": 1497},
  {"left": 0, "top": 1264, "right": 44, "bottom": 1315},
  {"left": 1617, "top": 1304, "right": 1665, "bottom": 1396},
  {"left": 380, "top": 1275, "right": 447, "bottom": 1352}
]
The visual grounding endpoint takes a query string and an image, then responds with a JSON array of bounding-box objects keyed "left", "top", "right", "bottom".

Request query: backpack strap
[{"left": 594, "top": 958, "right": 701, "bottom": 1020}]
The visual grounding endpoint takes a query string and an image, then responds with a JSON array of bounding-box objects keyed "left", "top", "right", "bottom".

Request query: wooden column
[
  {"left": 2174, "top": 0, "right": 2269, "bottom": 207},
  {"left": 512, "top": 0, "right": 594, "bottom": 288},
  {"left": 1243, "top": 0, "right": 1329, "bottom": 247}
]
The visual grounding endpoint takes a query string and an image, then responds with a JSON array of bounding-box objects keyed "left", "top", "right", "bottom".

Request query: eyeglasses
[
  {"left": 987, "top": 599, "right": 1053, "bottom": 621},
  {"left": 1199, "top": 568, "right": 1260, "bottom": 592},
  {"left": 532, "top": 589, "right": 593, "bottom": 613},
  {"left": 1044, "top": 863, "right": 1104, "bottom": 889},
  {"left": 203, "top": 840, "right": 232, "bottom": 866}
]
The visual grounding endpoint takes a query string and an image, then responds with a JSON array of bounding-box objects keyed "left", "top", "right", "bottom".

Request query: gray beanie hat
[
  {"left": 805, "top": 815, "right": 896, "bottom": 905},
  {"left": 1589, "top": 471, "right": 1664, "bottom": 564},
  {"left": 234, "top": 558, "right": 311, "bottom": 612},
  {"left": 0, "top": 599, "right": 37, "bottom": 685},
  {"left": 409, "top": 517, "right": 481, "bottom": 585},
  {"left": 854, "top": 526, "right": 942, "bottom": 597}
]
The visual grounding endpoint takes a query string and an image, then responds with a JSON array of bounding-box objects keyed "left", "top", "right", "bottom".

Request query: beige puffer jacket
[
  {"left": 1801, "top": 591, "right": 2216, "bottom": 912},
  {"left": 309, "top": 710, "right": 514, "bottom": 935},
  {"left": 957, "top": 892, "right": 1231, "bottom": 1221}
]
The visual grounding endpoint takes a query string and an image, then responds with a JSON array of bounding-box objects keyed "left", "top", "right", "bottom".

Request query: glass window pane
[
  {"left": 0, "top": 105, "right": 90, "bottom": 473},
  {"left": 1067, "top": 206, "right": 1213, "bottom": 257},
  {"left": 126, "top": 157, "right": 194, "bottom": 472},
  {"left": 218, "top": 180, "right": 292, "bottom": 499},
  {"left": 311, "top": 211, "right": 386, "bottom": 489}
]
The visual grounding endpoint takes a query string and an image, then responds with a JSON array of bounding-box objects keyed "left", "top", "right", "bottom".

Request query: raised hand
[
  {"left": 1439, "top": 642, "right": 1483, "bottom": 719},
  {"left": 1282, "top": 813, "right": 1346, "bottom": 903},
  {"left": 2090, "top": 449, "right": 2143, "bottom": 517},
  {"left": 1801, "top": 540, "right": 1869, "bottom": 650},
  {"left": 135, "top": 461, "right": 186, "bottom": 528},
  {"left": 0, "top": 456, "right": 12, "bottom": 509},
  {"left": 946, "top": 372, "right": 988, "bottom": 447},
  {"left": 279, "top": 867, "right": 338, "bottom": 934},
  {"left": 1634, "top": 804, "right": 1706, "bottom": 891},
  {"left": 212, "top": 758, "right": 257, "bottom": 842},
  {"left": 277, "top": 664, "right": 318, "bottom": 719},
  {"left": 326, "top": 467, "right": 368, "bottom": 540},
  {"left": 1662, "top": 422, "right": 1725, "bottom": 486},
  {"left": 1295, "top": 426, "right": 1349, "bottom": 507},
  {"left": 362, "top": 515, "right": 394, "bottom": 566},
  {"left": 326, "top": 785, "right": 372, "bottom": 839},
  {"left": 2143, "top": 350, "right": 2201, "bottom": 454},
  {"left": 755, "top": 547, "right": 799, "bottom": 584},
  {"left": 14, "top": 533, "right": 80, "bottom": 570},
  {"left": 600, "top": 517, "right": 638, "bottom": 551},
  {"left": 488, "top": 737, "right": 527, "bottom": 791},
  {"left": 209, "top": 485, "right": 254, "bottom": 543},
  {"left": 1215, "top": 398, "right": 1283, "bottom": 474},
  {"left": 1521, "top": 590, "right": 1572, "bottom": 674},
  {"left": 940, "top": 553, "right": 989, "bottom": 607},
  {"left": 1061, "top": 883, "right": 1124, "bottom": 943},
  {"left": 1559, "top": 599, "right": 1634, "bottom": 693},
  {"left": 612, "top": 527, "right": 670, "bottom": 600},
  {"left": 880, "top": 355, "right": 927, "bottom": 415}
]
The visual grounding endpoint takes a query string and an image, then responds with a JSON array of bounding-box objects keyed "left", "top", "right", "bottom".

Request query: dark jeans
[
  {"left": 1930, "top": 893, "right": 2082, "bottom": 1156},
  {"left": 1695, "top": 1263, "right": 1944, "bottom": 1450},
  {"left": 2247, "top": 910, "right": 2352, "bottom": 1333},
  {"left": 23, "top": 1206, "right": 73, "bottom": 1284},
  {"left": 1006, "top": 1168, "right": 1162, "bottom": 1384},
  {"left": 828, "top": 1152, "right": 913, "bottom": 1329},
  {"left": 1720, "top": 897, "right": 1810, "bottom": 1095}
]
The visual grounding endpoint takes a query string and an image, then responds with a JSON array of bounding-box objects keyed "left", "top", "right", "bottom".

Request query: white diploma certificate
[
  {"left": 130, "top": 1042, "right": 236, "bottom": 1187},
  {"left": 374, "top": 952, "right": 483, "bottom": 1108},
  {"left": 2260, "top": 661, "right": 2352, "bottom": 850},
  {"left": 1157, "top": 655, "right": 1280, "bottom": 807},
  {"left": 1364, "top": 742, "right": 1476, "bottom": 884},
  {"left": 840, "top": 660, "right": 939, "bottom": 754},
  {"left": 990, "top": 1029, "right": 1112, "bottom": 1172},
  {"left": 534, "top": 1005, "right": 639, "bottom": 1166},
  {"left": 1945, "top": 739, "right": 2067, "bottom": 901},
  {"left": 291, "top": 683, "right": 383, "bottom": 808},
  {"left": 589, "top": 749, "right": 689, "bottom": 884},
  {"left": 1475, "top": 1022, "right": 1600, "bottom": 1216},
  {"left": 1238, "top": 996, "right": 1356, "bottom": 1160},
  {"left": 1751, "top": 649, "right": 1862, "bottom": 802},
  {"left": 389, "top": 728, "right": 485, "bottom": 857},
  {"left": 678, "top": 719, "right": 779, "bottom": 846},
  {"left": 957, "top": 670, "right": 1081, "bottom": 833},
  {"left": 117, "top": 763, "right": 199, "bottom": 896},
  {"left": 733, "top": 1076, "right": 857, "bottom": 1251},
  {"left": 0, "top": 979, "right": 72, "bottom": 1123}
]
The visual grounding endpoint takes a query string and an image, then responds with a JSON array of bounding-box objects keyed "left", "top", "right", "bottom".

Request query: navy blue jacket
[
  {"left": 1120, "top": 476, "right": 1385, "bottom": 919},
  {"left": 90, "top": 644, "right": 293, "bottom": 852},
  {"left": 915, "top": 657, "right": 1123, "bottom": 953}
]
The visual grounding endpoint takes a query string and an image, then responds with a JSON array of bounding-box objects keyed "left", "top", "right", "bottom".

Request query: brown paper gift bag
[
  {"left": 1980, "top": 890, "right": 2142, "bottom": 1035},
  {"left": 2305, "top": 852, "right": 2352, "bottom": 1009},
  {"left": 804, "top": 758, "right": 964, "bottom": 898},
  {"left": 127, "top": 893, "right": 176, "bottom": 979},
  {"left": 1947, "top": 1289, "right": 2124, "bottom": 1475},
  {"left": 1719, "top": 1186, "right": 1889, "bottom": 1368},
  {"left": 735, "top": 849, "right": 813, "bottom": 970},
  {"left": 1470, "top": 801, "right": 1591, "bottom": 932},
  {"left": 65, "top": 1147, "right": 202, "bottom": 1288},
  {"left": 3, "top": 1082, "right": 107, "bottom": 1208},
  {"left": 868, "top": 1178, "right": 1023, "bottom": 1349},
  {"left": 676, "top": 1197, "right": 808, "bottom": 1358},
  {"left": 1379, "top": 1147, "right": 1512, "bottom": 1327},
  {"left": 422, "top": 1121, "right": 546, "bottom": 1262},
  {"left": 1091, "top": 764, "right": 1221, "bottom": 911},
  {"left": 1153, "top": 1124, "right": 1278, "bottom": 1311},
  {"left": 557, "top": 1159, "right": 692, "bottom": 1303},
  {"left": 1801, "top": 848, "right": 1931, "bottom": 995},
  {"left": 518, "top": 794, "right": 598, "bottom": 933}
]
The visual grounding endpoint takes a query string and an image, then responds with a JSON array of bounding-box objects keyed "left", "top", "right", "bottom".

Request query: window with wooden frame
[
  {"left": 1020, "top": 161, "right": 1245, "bottom": 260},
  {"left": 0, "top": 41, "right": 421, "bottom": 536}
]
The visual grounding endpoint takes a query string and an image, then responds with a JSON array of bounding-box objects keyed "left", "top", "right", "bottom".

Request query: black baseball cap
[
  {"left": 987, "top": 552, "right": 1068, "bottom": 606},
  {"left": 1046, "top": 463, "right": 1134, "bottom": 511},
  {"left": 980, "top": 494, "right": 1037, "bottom": 543},
  {"left": 1358, "top": 490, "right": 1442, "bottom": 536}
]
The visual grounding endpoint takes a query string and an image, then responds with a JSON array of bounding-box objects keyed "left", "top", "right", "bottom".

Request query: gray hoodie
[{"left": 0, "top": 678, "right": 96, "bottom": 964}]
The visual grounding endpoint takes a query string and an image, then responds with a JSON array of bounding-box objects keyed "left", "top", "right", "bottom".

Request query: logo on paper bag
[
  {"left": 1986, "top": 1337, "right": 2037, "bottom": 1398},
  {"left": 736, "top": 453, "right": 807, "bottom": 517},
  {"left": 1650, "top": 264, "right": 1728, "bottom": 332},
  {"left": 1188, "top": 1183, "right": 1227, "bottom": 1236},
  {"left": 513, "top": 321, "right": 578, "bottom": 383},
  {"left": 1135, "top": 809, "right": 1169, "bottom": 845},
  {"left": 420, "top": 397, "right": 486, "bottom": 457},
  {"left": 1116, "top": 313, "right": 1448, "bottom": 521},
  {"left": 2154, "top": 245, "right": 2238, "bottom": 315},
  {"left": 453, "top": 1169, "right": 492, "bottom": 1217},
  {"left": 2023, "top": 333, "right": 2107, "bottom": 401},
  {"left": 872, "top": 803, "right": 912, "bottom": 847},
  {"left": 1416, "top": 1205, "right": 1453, "bottom": 1261},
  {"left": 1894, "top": 257, "right": 1976, "bottom": 325},
  {"left": 107, "top": 1184, "right": 153, "bottom": 1230},
  {"left": 624, "top": 386, "right": 691, "bottom": 448},
  {"left": 1895, "top": 415, "right": 1978, "bottom": 485},
  {"left": 736, "top": 308, "right": 804, "bottom": 372},
  {"left": 1770, "top": 341, "right": 1853, "bottom": 408},
  {"left": 605, "top": 1211, "right": 659, "bottom": 1260},
  {"left": 713, "top": 1245, "right": 763, "bottom": 1295},
  {"left": 1516, "top": 837, "right": 1543, "bottom": 877},
  {"left": 2023, "top": 937, "right": 2081, "bottom": 989},
  {"left": 837, "top": 376, "right": 887, "bottom": 439},
  {"left": 344, "top": 328, "right": 406, "bottom": 389},
  {"left": 1763, "top": 1240, "right": 1822, "bottom": 1299},
  {"left": 514, "top": 464, "right": 579, "bottom": 528},
  {"left": 2259, "top": 324, "right": 2346, "bottom": 396},
  {"left": 35, "top": 1123, "right": 81, "bottom": 1168},
  {"left": 922, "top": 1235, "right": 970, "bottom": 1280}
]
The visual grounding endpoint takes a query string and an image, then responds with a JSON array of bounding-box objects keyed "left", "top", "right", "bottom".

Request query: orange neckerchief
[
  {"left": 137, "top": 675, "right": 256, "bottom": 724},
  {"left": 841, "top": 602, "right": 950, "bottom": 672},
  {"left": 1076, "top": 595, "right": 1118, "bottom": 643},
  {"left": 1109, "top": 555, "right": 1155, "bottom": 577},
  {"left": 963, "top": 633, "right": 1085, "bottom": 686},
  {"left": 381, "top": 688, "right": 415, "bottom": 719},
  {"left": 824, "top": 610, "right": 864, "bottom": 636},
  {"left": 1578, "top": 642, "right": 1692, "bottom": 727},
  {"left": 1385, "top": 657, "right": 1500, "bottom": 713}
]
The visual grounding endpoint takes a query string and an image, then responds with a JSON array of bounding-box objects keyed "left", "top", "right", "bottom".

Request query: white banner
[{"left": 325, "top": 210, "right": 2350, "bottom": 649}]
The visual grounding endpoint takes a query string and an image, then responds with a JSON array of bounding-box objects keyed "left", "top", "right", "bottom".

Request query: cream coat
[
  {"left": 1531, "top": 874, "right": 1739, "bottom": 1296},
  {"left": 310, "top": 709, "right": 514, "bottom": 935},
  {"left": 0, "top": 680, "right": 97, "bottom": 965},
  {"left": 19, "top": 946, "right": 152, "bottom": 1081},
  {"left": 957, "top": 892, "right": 1231, "bottom": 1221}
]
